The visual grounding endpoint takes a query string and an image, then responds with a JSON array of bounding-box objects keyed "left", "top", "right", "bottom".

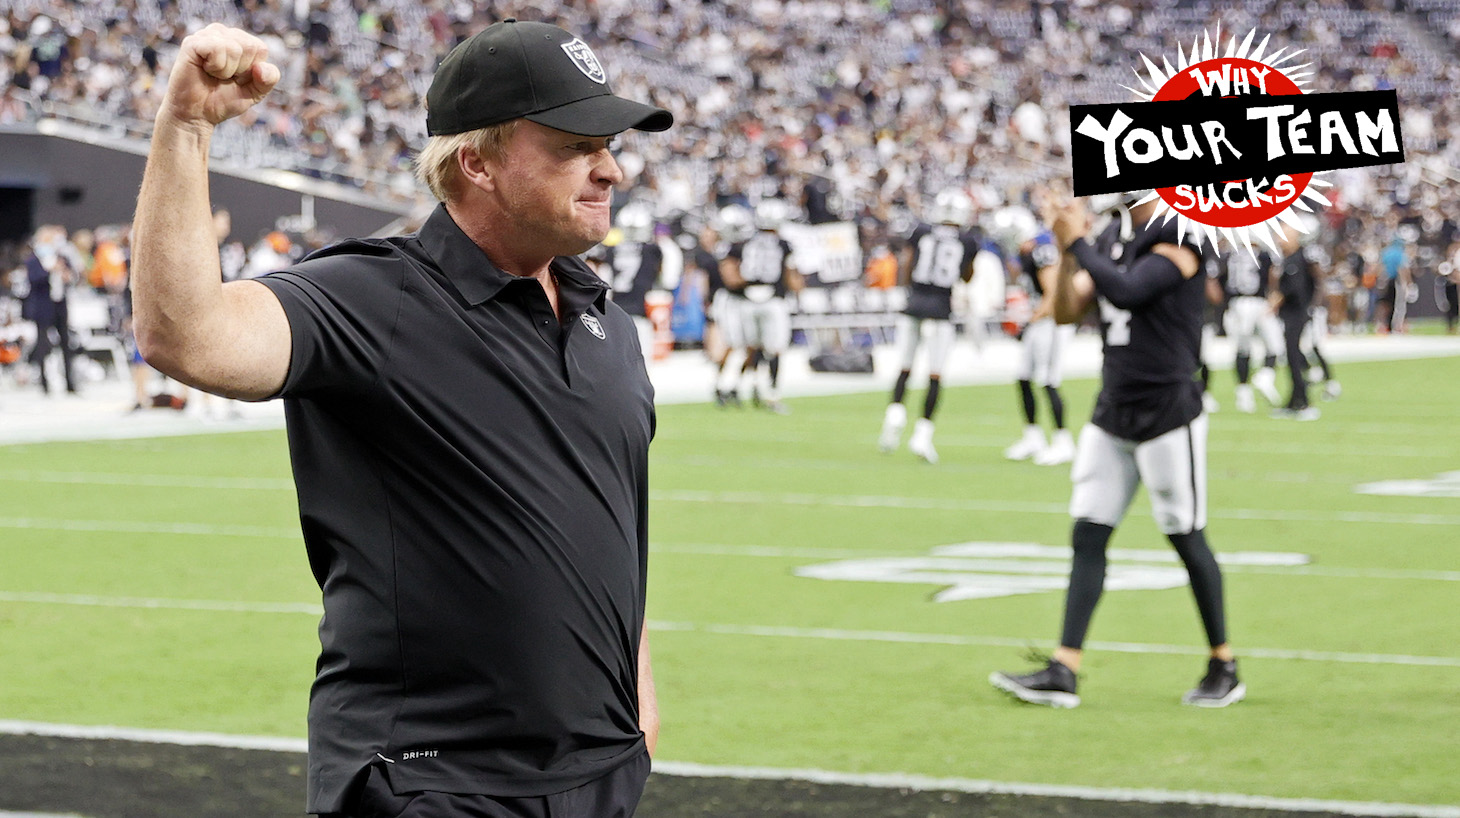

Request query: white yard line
[
  {"left": 3, "top": 586, "right": 1451, "bottom": 667},
  {"left": 0, "top": 517, "right": 297, "bottom": 538},
  {"left": 646, "top": 621, "right": 1460, "bottom": 668},
  {"left": 0, "top": 721, "right": 1452, "bottom": 817},
  {"left": 648, "top": 489, "right": 1460, "bottom": 526},
  {"left": 0, "top": 463, "right": 1424, "bottom": 490},
  {"left": 0, "top": 591, "right": 320, "bottom": 615},
  {"left": 649, "top": 542, "right": 1460, "bottom": 581},
  {"left": 0, "top": 470, "right": 293, "bottom": 490}
]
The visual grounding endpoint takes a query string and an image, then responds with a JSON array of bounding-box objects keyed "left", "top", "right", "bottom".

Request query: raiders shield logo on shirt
[
  {"left": 581, "top": 313, "right": 607, "bottom": 339},
  {"left": 560, "top": 39, "right": 607, "bottom": 84}
]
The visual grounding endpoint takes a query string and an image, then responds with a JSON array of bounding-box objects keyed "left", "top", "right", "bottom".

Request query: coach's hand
[
  {"left": 1043, "top": 198, "right": 1090, "bottom": 251},
  {"left": 160, "top": 24, "right": 280, "bottom": 128}
]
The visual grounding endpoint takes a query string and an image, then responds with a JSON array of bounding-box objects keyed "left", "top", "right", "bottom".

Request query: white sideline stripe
[
  {"left": 646, "top": 621, "right": 1460, "bottom": 668},
  {"left": 0, "top": 589, "right": 1452, "bottom": 667},
  {"left": 650, "top": 543, "right": 1460, "bottom": 581},
  {"left": 650, "top": 489, "right": 1460, "bottom": 526},
  {"left": 0, "top": 721, "right": 1451, "bottom": 818},
  {"left": 651, "top": 761, "right": 1460, "bottom": 818},
  {"left": 0, "top": 721, "right": 307, "bottom": 753}
]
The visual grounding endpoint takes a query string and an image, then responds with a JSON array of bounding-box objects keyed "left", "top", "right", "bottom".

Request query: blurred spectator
[
  {"left": 240, "top": 230, "right": 296, "bottom": 279},
  {"left": 22, "top": 224, "right": 80, "bottom": 394}
]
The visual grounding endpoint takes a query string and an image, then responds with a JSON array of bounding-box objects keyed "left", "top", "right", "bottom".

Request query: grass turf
[{"left": 1, "top": 356, "right": 1456, "bottom": 807}]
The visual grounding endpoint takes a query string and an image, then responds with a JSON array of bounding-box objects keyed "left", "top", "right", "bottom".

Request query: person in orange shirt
[
  {"left": 92, "top": 230, "right": 129, "bottom": 292},
  {"left": 863, "top": 244, "right": 898, "bottom": 289}
]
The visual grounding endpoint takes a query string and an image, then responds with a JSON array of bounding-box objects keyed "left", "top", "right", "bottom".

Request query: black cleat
[
  {"left": 1182, "top": 658, "right": 1246, "bottom": 708},
  {"left": 989, "top": 657, "right": 1080, "bottom": 708}
]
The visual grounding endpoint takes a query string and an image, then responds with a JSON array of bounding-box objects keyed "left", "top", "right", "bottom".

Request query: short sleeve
[{"left": 255, "top": 245, "right": 405, "bottom": 398}]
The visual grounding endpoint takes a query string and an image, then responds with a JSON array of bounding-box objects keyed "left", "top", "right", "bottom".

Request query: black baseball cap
[{"left": 426, "top": 19, "right": 674, "bottom": 137}]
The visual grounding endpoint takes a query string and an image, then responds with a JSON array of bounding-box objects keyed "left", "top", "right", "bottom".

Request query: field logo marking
[
  {"left": 795, "top": 542, "right": 1308, "bottom": 602},
  {"left": 1354, "top": 471, "right": 1460, "bottom": 498}
]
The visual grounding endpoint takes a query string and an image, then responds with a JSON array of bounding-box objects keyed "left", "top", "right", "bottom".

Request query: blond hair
[{"left": 414, "top": 121, "right": 519, "bottom": 202}]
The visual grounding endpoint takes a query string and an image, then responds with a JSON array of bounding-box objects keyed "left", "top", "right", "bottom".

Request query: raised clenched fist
[{"left": 160, "top": 24, "right": 280, "bottom": 128}]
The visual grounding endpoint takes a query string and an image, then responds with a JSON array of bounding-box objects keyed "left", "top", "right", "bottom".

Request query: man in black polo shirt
[
  {"left": 989, "top": 191, "right": 1244, "bottom": 710},
  {"left": 130, "top": 19, "right": 672, "bottom": 818}
]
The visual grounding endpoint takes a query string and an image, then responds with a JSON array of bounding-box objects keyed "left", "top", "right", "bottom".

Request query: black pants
[
  {"left": 1281, "top": 307, "right": 1309, "bottom": 409},
  {"left": 28, "top": 302, "right": 77, "bottom": 393},
  {"left": 1446, "top": 281, "right": 1458, "bottom": 331},
  {"left": 325, "top": 751, "right": 652, "bottom": 818}
]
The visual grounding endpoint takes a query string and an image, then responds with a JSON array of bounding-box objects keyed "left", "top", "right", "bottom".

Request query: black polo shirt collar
[{"left": 417, "top": 204, "right": 609, "bottom": 316}]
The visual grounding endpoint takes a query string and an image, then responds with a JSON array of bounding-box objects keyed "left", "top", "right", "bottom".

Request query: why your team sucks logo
[{"left": 1069, "top": 26, "right": 1403, "bottom": 254}]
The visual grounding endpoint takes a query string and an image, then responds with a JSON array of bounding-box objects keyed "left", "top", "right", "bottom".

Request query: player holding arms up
[
  {"left": 877, "top": 189, "right": 980, "bottom": 463},
  {"left": 990, "top": 192, "right": 1243, "bottom": 709}
]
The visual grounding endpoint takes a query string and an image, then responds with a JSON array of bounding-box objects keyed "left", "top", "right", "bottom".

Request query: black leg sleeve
[
  {"left": 1283, "top": 310, "right": 1309, "bottom": 408},
  {"left": 892, "top": 370, "right": 911, "bottom": 405},
  {"left": 922, "top": 376, "right": 942, "bottom": 420},
  {"left": 1018, "top": 379, "right": 1037, "bottom": 424},
  {"left": 1044, "top": 384, "right": 1065, "bottom": 429},
  {"left": 1168, "top": 529, "right": 1228, "bottom": 648},
  {"left": 1060, "top": 521, "right": 1115, "bottom": 650},
  {"left": 1310, "top": 345, "right": 1331, "bottom": 382},
  {"left": 1234, "top": 352, "right": 1250, "bottom": 384}
]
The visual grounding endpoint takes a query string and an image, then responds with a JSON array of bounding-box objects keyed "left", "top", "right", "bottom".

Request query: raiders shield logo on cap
[
  {"left": 560, "top": 39, "right": 606, "bottom": 84},
  {"left": 581, "top": 313, "right": 606, "bottom": 339}
]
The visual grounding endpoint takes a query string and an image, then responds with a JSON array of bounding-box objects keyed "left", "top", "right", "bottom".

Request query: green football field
[{"left": 1, "top": 355, "right": 1457, "bottom": 811}]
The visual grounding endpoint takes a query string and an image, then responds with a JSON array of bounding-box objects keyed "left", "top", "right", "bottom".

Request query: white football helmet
[
  {"left": 988, "top": 205, "right": 1039, "bottom": 249},
  {"left": 716, "top": 204, "right": 754, "bottom": 243},
  {"left": 615, "top": 202, "right": 654, "bottom": 244},
  {"left": 753, "top": 198, "right": 792, "bottom": 232},
  {"left": 929, "top": 188, "right": 974, "bottom": 228}
]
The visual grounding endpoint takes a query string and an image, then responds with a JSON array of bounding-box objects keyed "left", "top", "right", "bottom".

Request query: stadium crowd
[{"left": 2, "top": 0, "right": 1460, "bottom": 407}]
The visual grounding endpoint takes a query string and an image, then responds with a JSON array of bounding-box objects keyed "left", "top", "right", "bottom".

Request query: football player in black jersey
[
  {"left": 1216, "top": 248, "right": 1284, "bottom": 412},
  {"left": 990, "top": 191, "right": 1244, "bottom": 709},
  {"left": 590, "top": 202, "right": 680, "bottom": 358},
  {"left": 878, "top": 189, "right": 981, "bottom": 463},
  {"left": 720, "top": 199, "right": 803, "bottom": 414},
  {"left": 1272, "top": 217, "right": 1326, "bottom": 420},
  {"left": 996, "top": 206, "right": 1077, "bottom": 466},
  {"left": 710, "top": 204, "right": 754, "bottom": 406}
]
